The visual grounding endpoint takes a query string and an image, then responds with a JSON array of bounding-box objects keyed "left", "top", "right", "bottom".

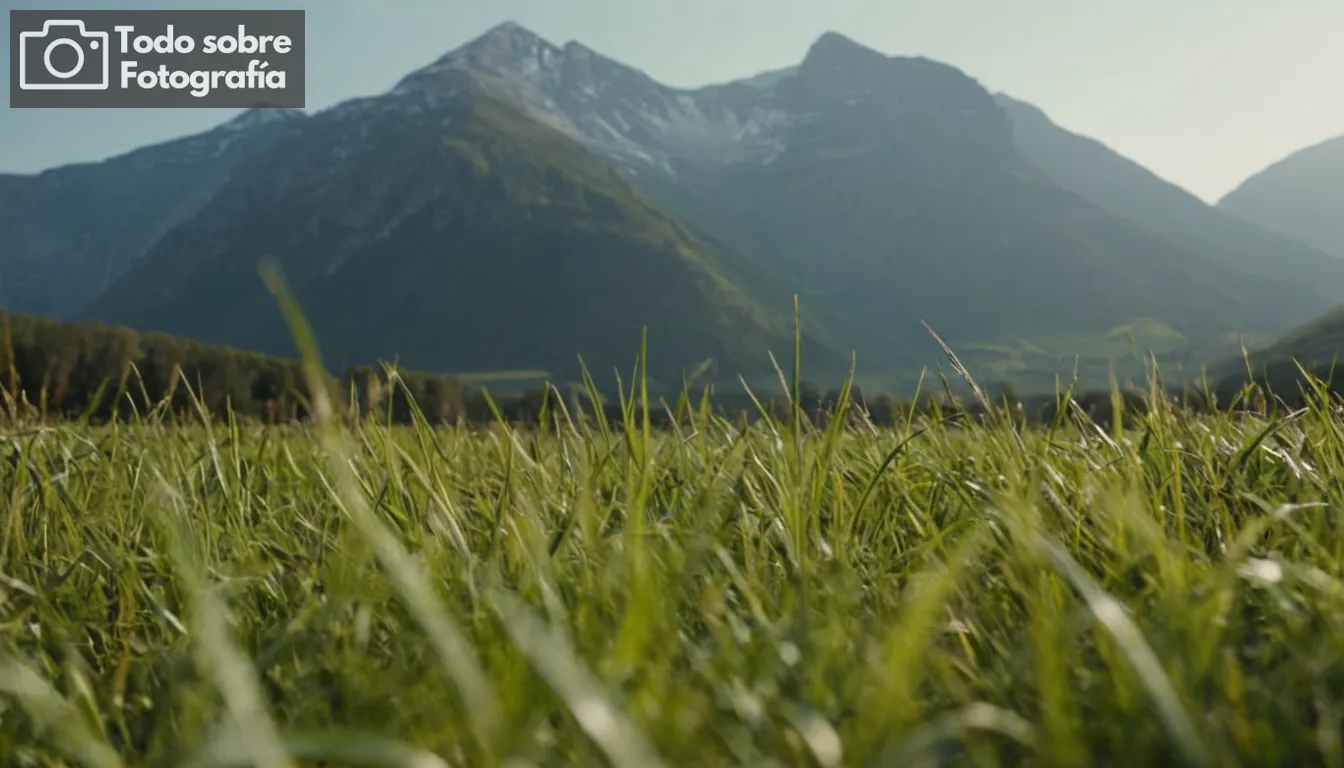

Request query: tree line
[
  {"left": 0, "top": 312, "right": 471, "bottom": 424},
  {"left": 1, "top": 312, "right": 1338, "bottom": 429}
]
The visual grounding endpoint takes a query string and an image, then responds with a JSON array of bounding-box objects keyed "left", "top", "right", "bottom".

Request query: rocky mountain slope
[
  {"left": 1218, "top": 135, "right": 1344, "bottom": 259},
  {"left": 0, "top": 108, "right": 306, "bottom": 319}
]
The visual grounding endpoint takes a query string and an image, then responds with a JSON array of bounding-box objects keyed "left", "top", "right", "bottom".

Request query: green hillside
[
  {"left": 1255, "top": 306, "right": 1344, "bottom": 363},
  {"left": 1206, "top": 305, "right": 1344, "bottom": 399},
  {"left": 85, "top": 81, "right": 839, "bottom": 386}
]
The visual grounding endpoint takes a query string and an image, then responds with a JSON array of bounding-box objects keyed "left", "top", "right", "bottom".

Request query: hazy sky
[{"left": 3, "top": 0, "right": 1341, "bottom": 202}]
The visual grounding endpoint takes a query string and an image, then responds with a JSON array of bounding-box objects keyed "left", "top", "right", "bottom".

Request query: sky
[{"left": 2, "top": 0, "right": 1341, "bottom": 203}]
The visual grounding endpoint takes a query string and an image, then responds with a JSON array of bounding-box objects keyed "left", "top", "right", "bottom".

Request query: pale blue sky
[{"left": 3, "top": 0, "right": 1341, "bottom": 202}]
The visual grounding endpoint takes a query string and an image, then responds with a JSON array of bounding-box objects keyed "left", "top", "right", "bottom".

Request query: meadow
[{"left": 1, "top": 291, "right": 1342, "bottom": 766}]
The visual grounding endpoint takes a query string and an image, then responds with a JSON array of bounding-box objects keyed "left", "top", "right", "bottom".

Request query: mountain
[
  {"left": 0, "top": 108, "right": 306, "bottom": 319},
  {"left": 392, "top": 26, "right": 1321, "bottom": 373},
  {"left": 1208, "top": 303, "right": 1344, "bottom": 400},
  {"left": 1218, "top": 135, "right": 1344, "bottom": 259},
  {"left": 40, "top": 22, "right": 1342, "bottom": 391},
  {"left": 82, "top": 64, "right": 827, "bottom": 383},
  {"left": 1252, "top": 305, "right": 1344, "bottom": 366},
  {"left": 995, "top": 95, "right": 1344, "bottom": 327}
]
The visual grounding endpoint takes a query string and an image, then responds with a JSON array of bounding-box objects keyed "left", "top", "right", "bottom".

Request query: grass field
[
  {"left": 3, "top": 285, "right": 1343, "bottom": 766},
  {"left": 2, "top": 357, "right": 1344, "bottom": 766}
]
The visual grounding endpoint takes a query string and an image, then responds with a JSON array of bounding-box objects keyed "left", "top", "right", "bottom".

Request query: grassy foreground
[
  {"left": 2, "top": 276, "right": 1342, "bottom": 766},
  {"left": 1, "top": 363, "right": 1342, "bottom": 767}
]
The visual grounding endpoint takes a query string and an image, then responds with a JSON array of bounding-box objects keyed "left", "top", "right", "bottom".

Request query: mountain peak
[
  {"left": 469, "top": 20, "right": 548, "bottom": 49},
  {"left": 802, "top": 31, "right": 887, "bottom": 69},
  {"left": 812, "top": 30, "right": 865, "bottom": 48},
  {"left": 445, "top": 20, "right": 568, "bottom": 66},
  {"left": 215, "top": 106, "right": 306, "bottom": 132},
  {"left": 394, "top": 20, "right": 563, "bottom": 91}
]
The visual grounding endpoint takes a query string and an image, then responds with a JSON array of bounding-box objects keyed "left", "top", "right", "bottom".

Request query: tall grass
[{"left": 1, "top": 293, "right": 1343, "bottom": 765}]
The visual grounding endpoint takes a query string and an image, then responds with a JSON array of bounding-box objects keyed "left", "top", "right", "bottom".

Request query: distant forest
[{"left": 0, "top": 312, "right": 1339, "bottom": 428}]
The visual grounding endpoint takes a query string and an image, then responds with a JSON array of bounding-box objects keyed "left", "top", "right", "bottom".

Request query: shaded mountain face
[
  {"left": 392, "top": 25, "right": 1315, "bottom": 369},
  {"left": 995, "top": 95, "right": 1344, "bottom": 332},
  {"left": 83, "top": 75, "right": 828, "bottom": 382},
  {"left": 0, "top": 108, "right": 306, "bottom": 319},
  {"left": 1218, "top": 135, "right": 1344, "bottom": 259}
]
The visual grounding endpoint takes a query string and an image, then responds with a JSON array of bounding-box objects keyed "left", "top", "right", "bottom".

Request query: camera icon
[{"left": 18, "top": 20, "right": 110, "bottom": 90}]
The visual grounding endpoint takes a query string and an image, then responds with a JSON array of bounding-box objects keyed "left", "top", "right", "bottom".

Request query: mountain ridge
[
  {"left": 0, "top": 108, "right": 308, "bottom": 319},
  {"left": 1218, "top": 134, "right": 1344, "bottom": 259},
  {"left": 81, "top": 76, "right": 836, "bottom": 382},
  {"left": 995, "top": 93, "right": 1344, "bottom": 333},
  {"left": 7, "top": 21, "right": 1340, "bottom": 393}
]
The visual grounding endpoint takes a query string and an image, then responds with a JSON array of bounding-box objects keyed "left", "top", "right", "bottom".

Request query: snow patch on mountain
[
  {"left": 216, "top": 107, "right": 306, "bottom": 132},
  {"left": 326, "top": 24, "right": 997, "bottom": 180},
  {"left": 384, "top": 22, "right": 800, "bottom": 174},
  {"left": 722, "top": 66, "right": 799, "bottom": 91}
]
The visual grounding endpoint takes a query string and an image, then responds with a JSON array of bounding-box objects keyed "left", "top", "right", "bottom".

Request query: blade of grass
[
  {"left": 259, "top": 261, "right": 501, "bottom": 754},
  {"left": 489, "top": 589, "right": 668, "bottom": 768}
]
